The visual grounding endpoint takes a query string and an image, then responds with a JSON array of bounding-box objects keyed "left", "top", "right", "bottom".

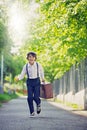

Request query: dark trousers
[{"left": 26, "top": 77, "right": 41, "bottom": 114}]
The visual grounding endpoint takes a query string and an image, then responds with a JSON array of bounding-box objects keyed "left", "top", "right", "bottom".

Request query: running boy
[{"left": 15, "top": 52, "right": 45, "bottom": 117}]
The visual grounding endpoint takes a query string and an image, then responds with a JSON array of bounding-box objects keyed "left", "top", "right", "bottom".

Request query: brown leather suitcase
[{"left": 40, "top": 83, "right": 53, "bottom": 99}]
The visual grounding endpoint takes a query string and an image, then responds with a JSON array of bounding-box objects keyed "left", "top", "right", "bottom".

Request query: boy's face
[{"left": 28, "top": 54, "right": 36, "bottom": 65}]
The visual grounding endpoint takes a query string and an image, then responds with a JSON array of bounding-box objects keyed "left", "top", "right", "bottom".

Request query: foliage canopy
[{"left": 0, "top": 0, "right": 87, "bottom": 83}]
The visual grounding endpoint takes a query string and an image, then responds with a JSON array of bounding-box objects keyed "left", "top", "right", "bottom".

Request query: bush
[{"left": 0, "top": 92, "right": 18, "bottom": 103}]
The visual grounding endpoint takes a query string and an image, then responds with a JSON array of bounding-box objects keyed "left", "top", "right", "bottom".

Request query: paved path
[{"left": 0, "top": 97, "right": 87, "bottom": 130}]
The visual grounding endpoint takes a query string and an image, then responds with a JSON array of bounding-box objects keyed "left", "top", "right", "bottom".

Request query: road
[{"left": 0, "top": 97, "right": 87, "bottom": 130}]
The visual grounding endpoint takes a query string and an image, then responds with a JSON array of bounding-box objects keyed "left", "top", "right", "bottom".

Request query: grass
[
  {"left": 65, "top": 102, "right": 79, "bottom": 109},
  {"left": 0, "top": 92, "right": 19, "bottom": 107},
  {"left": 0, "top": 102, "right": 2, "bottom": 107},
  {"left": 53, "top": 98, "right": 82, "bottom": 110},
  {"left": 0, "top": 83, "right": 26, "bottom": 107}
]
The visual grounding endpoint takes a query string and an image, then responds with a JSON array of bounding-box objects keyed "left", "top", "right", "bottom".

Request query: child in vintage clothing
[{"left": 15, "top": 52, "right": 45, "bottom": 117}]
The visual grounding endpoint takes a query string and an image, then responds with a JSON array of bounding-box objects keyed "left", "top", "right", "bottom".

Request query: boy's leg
[
  {"left": 34, "top": 84, "right": 41, "bottom": 114},
  {"left": 33, "top": 78, "right": 41, "bottom": 105},
  {"left": 34, "top": 84, "right": 41, "bottom": 106},
  {"left": 27, "top": 85, "right": 34, "bottom": 114},
  {"left": 33, "top": 78, "right": 41, "bottom": 114}
]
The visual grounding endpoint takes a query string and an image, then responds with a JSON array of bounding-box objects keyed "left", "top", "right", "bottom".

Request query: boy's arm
[
  {"left": 39, "top": 64, "right": 45, "bottom": 83},
  {"left": 15, "top": 64, "right": 26, "bottom": 81}
]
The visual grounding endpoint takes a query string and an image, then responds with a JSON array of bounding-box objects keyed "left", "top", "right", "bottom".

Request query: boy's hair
[{"left": 26, "top": 52, "right": 37, "bottom": 60}]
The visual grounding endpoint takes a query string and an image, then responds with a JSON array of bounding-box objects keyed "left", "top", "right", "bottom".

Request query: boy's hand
[
  {"left": 14, "top": 76, "right": 19, "bottom": 82},
  {"left": 42, "top": 79, "right": 45, "bottom": 84}
]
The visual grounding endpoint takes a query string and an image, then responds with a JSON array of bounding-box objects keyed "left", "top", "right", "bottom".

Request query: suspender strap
[
  {"left": 26, "top": 63, "right": 29, "bottom": 78},
  {"left": 36, "top": 62, "right": 39, "bottom": 77},
  {"left": 26, "top": 62, "right": 39, "bottom": 78}
]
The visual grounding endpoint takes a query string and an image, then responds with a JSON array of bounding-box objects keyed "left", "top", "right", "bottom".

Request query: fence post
[
  {"left": 0, "top": 52, "right": 4, "bottom": 93},
  {"left": 84, "top": 58, "right": 87, "bottom": 109}
]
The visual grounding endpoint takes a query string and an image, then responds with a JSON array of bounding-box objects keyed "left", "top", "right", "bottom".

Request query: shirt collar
[{"left": 28, "top": 61, "right": 36, "bottom": 67}]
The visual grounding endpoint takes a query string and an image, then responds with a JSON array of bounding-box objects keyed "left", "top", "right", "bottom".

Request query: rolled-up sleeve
[{"left": 18, "top": 64, "right": 26, "bottom": 80}]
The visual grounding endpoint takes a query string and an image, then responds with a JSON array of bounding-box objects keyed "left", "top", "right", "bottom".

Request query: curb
[{"left": 48, "top": 101, "right": 87, "bottom": 117}]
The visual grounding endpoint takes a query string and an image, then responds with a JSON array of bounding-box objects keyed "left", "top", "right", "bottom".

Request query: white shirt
[{"left": 18, "top": 62, "right": 44, "bottom": 80}]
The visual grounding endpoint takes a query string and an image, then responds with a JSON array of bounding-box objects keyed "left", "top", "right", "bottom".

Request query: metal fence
[{"left": 53, "top": 58, "right": 87, "bottom": 109}]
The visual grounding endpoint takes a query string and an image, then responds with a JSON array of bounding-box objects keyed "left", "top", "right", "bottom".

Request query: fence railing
[{"left": 53, "top": 58, "right": 87, "bottom": 109}]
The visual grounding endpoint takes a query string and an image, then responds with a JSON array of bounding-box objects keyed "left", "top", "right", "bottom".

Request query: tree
[{"left": 22, "top": 0, "right": 87, "bottom": 82}]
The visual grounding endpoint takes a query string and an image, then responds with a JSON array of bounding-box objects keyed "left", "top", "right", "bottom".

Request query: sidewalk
[
  {"left": 0, "top": 97, "right": 87, "bottom": 130},
  {"left": 49, "top": 100, "right": 87, "bottom": 117}
]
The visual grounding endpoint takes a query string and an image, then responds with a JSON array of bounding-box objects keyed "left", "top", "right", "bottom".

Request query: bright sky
[{"left": 7, "top": 0, "right": 39, "bottom": 53}]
